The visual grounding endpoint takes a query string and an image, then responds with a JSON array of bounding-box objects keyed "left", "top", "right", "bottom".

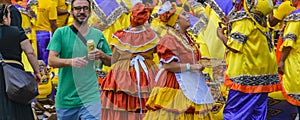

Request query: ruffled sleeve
[
  {"left": 157, "top": 34, "right": 180, "bottom": 64},
  {"left": 227, "top": 19, "right": 253, "bottom": 52},
  {"left": 280, "top": 21, "right": 299, "bottom": 51}
]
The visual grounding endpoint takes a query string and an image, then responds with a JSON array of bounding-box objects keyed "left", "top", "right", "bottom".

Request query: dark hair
[
  {"left": 0, "top": 4, "right": 9, "bottom": 24},
  {"left": 71, "top": 0, "right": 91, "bottom": 11}
]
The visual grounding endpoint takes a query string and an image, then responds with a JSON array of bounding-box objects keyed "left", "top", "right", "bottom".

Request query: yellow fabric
[
  {"left": 268, "top": 92, "right": 286, "bottom": 100},
  {"left": 201, "top": 6, "right": 226, "bottom": 59},
  {"left": 150, "top": 6, "right": 169, "bottom": 37},
  {"left": 116, "top": 0, "right": 133, "bottom": 10},
  {"left": 18, "top": 6, "right": 34, "bottom": 72},
  {"left": 66, "top": 3, "right": 74, "bottom": 26},
  {"left": 252, "top": 0, "right": 274, "bottom": 16},
  {"left": 281, "top": 20, "right": 300, "bottom": 94},
  {"left": 53, "top": 0, "right": 69, "bottom": 27},
  {"left": 36, "top": 0, "right": 57, "bottom": 31},
  {"left": 279, "top": 21, "right": 299, "bottom": 50},
  {"left": 274, "top": 1, "right": 295, "bottom": 20},
  {"left": 145, "top": 110, "right": 214, "bottom": 120},
  {"left": 30, "top": 4, "right": 38, "bottom": 55},
  {"left": 269, "top": 8, "right": 283, "bottom": 30},
  {"left": 226, "top": 18, "right": 278, "bottom": 77},
  {"left": 167, "top": 7, "right": 183, "bottom": 27},
  {"left": 110, "top": 37, "right": 159, "bottom": 54},
  {"left": 88, "top": 9, "right": 131, "bottom": 72},
  {"left": 145, "top": 87, "right": 213, "bottom": 120}
]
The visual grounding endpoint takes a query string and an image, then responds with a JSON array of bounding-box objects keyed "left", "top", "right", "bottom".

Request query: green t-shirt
[{"left": 47, "top": 26, "right": 112, "bottom": 108}]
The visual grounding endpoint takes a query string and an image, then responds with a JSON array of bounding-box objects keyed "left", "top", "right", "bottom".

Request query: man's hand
[
  {"left": 88, "top": 49, "right": 105, "bottom": 60},
  {"left": 71, "top": 56, "right": 88, "bottom": 68}
]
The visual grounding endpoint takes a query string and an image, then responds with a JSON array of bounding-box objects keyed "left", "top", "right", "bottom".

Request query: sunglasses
[{"left": 73, "top": 6, "right": 90, "bottom": 11}]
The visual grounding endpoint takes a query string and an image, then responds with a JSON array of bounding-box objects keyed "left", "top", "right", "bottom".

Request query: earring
[{"left": 175, "top": 23, "right": 180, "bottom": 30}]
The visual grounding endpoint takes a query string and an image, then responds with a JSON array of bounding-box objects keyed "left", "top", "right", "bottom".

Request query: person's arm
[
  {"left": 57, "top": 8, "right": 69, "bottom": 16},
  {"left": 20, "top": 39, "right": 41, "bottom": 82},
  {"left": 49, "top": 1, "right": 58, "bottom": 32},
  {"left": 268, "top": 12, "right": 281, "bottom": 27},
  {"left": 217, "top": 27, "right": 239, "bottom": 53},
  {"left": 162, "top": 61, "right": 204, "bottom": 72},
  {"left": 48, "top": 50, "right": 88, "bottom": 68},
  {"left": 278, "top": 46, "right": 292, "bottom": 74},
  {"left": 50, "top": 20, "right": 58, "bottom": 33}
]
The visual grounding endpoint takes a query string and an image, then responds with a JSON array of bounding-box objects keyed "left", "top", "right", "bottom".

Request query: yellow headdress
[{"left": 244, "top": 0, "right": 274, "bottom": 32}]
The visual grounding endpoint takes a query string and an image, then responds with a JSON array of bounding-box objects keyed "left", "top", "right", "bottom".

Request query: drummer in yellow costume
[
  {"left": 217, "top": 0, "right": 281, "bottom": 119},
  {"left": 278, "top": 0, "right": 300, "bottom": 115}
]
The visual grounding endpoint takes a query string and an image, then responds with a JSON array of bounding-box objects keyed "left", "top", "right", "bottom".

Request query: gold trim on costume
[
  {"left": 91, "top": 0, "right": 128, "bottom": 29},
  {"left": 284, "top": 13, "right": 300, "bottom": 22},
  {"left": 228, "top": 10, "right": 250, "bottom": 23}
]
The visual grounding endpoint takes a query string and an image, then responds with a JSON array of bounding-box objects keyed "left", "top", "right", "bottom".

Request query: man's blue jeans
[{"left": 56, "top": 102, "right": 101, "bottom": 120}]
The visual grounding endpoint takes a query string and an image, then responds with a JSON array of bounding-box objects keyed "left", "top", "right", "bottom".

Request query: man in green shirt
[{"left": 47, "top": 0, "right": 112, "bottom": 119}]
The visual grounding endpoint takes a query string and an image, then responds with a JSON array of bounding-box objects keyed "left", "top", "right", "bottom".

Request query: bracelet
[{"left": 186, "top": 63, "right": 191, "bottom": 71}]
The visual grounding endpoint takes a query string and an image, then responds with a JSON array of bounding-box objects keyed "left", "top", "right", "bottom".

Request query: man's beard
[{"left": 73, "top": 13, "right": 89, "bottom": 25}]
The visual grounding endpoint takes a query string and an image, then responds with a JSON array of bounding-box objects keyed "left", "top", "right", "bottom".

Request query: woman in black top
[{"left": 0, "top": 4, "right": 41, "bottom": 120}]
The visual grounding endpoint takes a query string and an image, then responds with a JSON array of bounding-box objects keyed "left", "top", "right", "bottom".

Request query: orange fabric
[
  {"left": 101, "top": 109, "right": 145, "bottom": 120},
  {"left": 98, "top": 78, "right": 103, "bottom": 85},
  {"left": 130, "top": 3, "right": 150, "bottom": 27},
  {"left": 281, "top": 86, "right": 300, "bottom": 106},
  {"left": 276, "top": 36, "right": 283, "bottom": 63},
  {"left": 224, "top": 74, "right": 282, "bottom": 93},
  {"left": 11, "top": 0, "right": 26, "bottom": 7}
]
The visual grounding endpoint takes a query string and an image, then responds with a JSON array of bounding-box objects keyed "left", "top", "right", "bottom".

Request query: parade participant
[
  {"left": 217, "top": 0, "right": 281, "bottom": 119},
  {"left": 53, "top": 0, "right": 70, "bottom": 28},
  {"left": 0, "top": 4, "right": 41, "bottom": 119},
  {"left": 100, "top": 2, "right": 159, "bottom": 120},
  {"left": 278, "top": 0, "right": 300, "bottom": 115},
  {"left": 36, "top": 0, "right": 58, "bottom": 65},
  {"left": 266, "top": 0, "right": 298, "bottom": 119},
  {"left": 269, "top": 0, "right": 295, "bottom": 27},
  {"left": 47, "top": 0, "right": 112, "bottom": 119},
  {"left": 144, "top": 1, "right": 214, "bottom": 119}
]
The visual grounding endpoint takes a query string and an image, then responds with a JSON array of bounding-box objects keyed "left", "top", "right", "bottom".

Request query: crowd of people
[{"left": 0, "top": 0, "right": 300, "bottom": 119}]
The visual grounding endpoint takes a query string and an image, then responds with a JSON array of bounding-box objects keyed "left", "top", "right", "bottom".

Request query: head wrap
[
  {"left": 244, "top": 0, "right": 274, "bottom": 31},
  {"left": 245, "top": 0, "right": 274, "bottom": 16},
  {"left": 157, "top": 1, "right": 183, "bottom": 27},
  {"left": 130, "top": 2, "right": 150, "bottom": 27}
]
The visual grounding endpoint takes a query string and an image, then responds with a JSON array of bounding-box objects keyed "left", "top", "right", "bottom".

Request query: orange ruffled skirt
[{"left": 101, "top": 59, "right": 158, "bottom": 120}]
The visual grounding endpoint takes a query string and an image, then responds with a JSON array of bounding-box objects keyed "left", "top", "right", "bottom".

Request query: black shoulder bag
[{"left": 0, "top": 27, "right": 38, "bottom": 104}]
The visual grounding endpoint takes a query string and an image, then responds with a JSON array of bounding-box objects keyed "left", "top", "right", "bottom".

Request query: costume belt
[{"left": 130, "top": 55, "right": 149, "bottom": 114}]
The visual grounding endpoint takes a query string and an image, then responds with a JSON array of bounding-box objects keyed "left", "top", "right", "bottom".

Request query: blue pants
[
  {"left": 56, "top": 102, "right": 101, "bottom": 120},
  {"left": 223, "top": 89, "right": 268, "bottom": 120},
  {"left": 36, "top": 31, "right": 51, "bottom": 65}
]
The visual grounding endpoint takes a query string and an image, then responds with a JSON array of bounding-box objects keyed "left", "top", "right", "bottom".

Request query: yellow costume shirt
[
  {"left": 279, "top": 10, "right": 300, "bottom": 105},
  {"left": 53, "top": 0, "right": 69, "bottom": 27},
  {"left": 36, "top": 0, "right": 57, "bottom": 31},
  {"left": 225, "top": 14, "right": 280, "bottom": 93}
]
